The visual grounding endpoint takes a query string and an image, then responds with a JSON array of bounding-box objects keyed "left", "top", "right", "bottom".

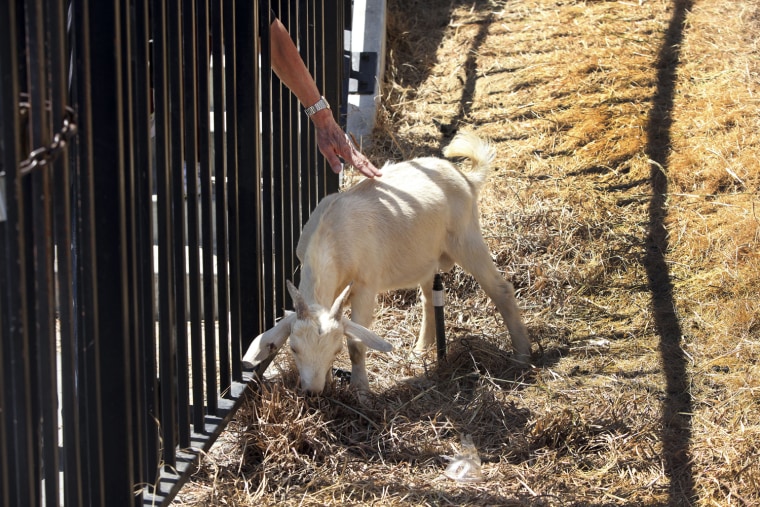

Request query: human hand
[{"left": 311, "top": 110, "right": 382, "bottom": 178}]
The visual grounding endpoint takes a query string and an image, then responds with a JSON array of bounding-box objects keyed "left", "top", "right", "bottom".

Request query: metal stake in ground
[{"left": 433, "top": 273, "right": 446, "bottom": 361}]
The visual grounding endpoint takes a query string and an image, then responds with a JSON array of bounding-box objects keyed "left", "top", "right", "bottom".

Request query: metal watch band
[{"left": 304, "top": 96, "right": 330, "bottom": 117}]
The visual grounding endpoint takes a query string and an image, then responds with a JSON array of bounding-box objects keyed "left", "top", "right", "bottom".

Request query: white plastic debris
[{"left": 444, "top": 434, "right": 484, "bottom": 483}]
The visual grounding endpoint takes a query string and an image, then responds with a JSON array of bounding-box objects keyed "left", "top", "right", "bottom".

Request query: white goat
[{"left": 242, "top": 132, "right": 531, "bottom": 394}]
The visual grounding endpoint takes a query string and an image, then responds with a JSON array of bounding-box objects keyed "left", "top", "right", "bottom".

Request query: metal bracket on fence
[{"left": 349, "top": 51, "right": 379, "bottom": 95}]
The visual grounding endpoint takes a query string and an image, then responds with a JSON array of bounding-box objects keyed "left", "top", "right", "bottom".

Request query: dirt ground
[{"left": 175, "top": 0, "right": 759, "bottom": 505}]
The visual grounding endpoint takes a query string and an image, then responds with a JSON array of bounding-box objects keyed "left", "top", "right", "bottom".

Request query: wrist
[
  {"left": 309, "top": 107, "right": 334, "bottom": 128},
  {"left": 304, "top": 96, "right": 331, "bottom": 119}
]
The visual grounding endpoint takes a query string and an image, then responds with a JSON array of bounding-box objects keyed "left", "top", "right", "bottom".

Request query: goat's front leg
[
  {"left": 414, "top": 279, "right": 437, "bottom": 354},
  {"left": 347, "top": 288, "right": 376, "bottom": 392}
]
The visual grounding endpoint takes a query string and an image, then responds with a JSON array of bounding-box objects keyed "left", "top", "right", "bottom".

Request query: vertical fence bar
[
  {"left": 48, "top": 0, "right": 84, "bottom": 503},
  {"left": 261, "top": 0, "right": 272, "bottom": 331},
  {"left": 313, "top": 0, "right": 328, "bottom": 197},
  {"left": 259, "top": 0, "right": 277, "bottom": 330},
  {"left": 25, "top": 0, "right": 60, "bottom": 503},
  {"left": 119, "top": 0, "right": 140, "bottom": 493},
  {"left": 237, "top": 0, "right": 264, "bottom": 357},
  {"left": 0, "top": 260, "right": 6, "bottom": 507},
  {"left": 197, "top": 0, "right": 216, "bottom": 429},
  {"left": 183, "top": 0, "right": 206, "bottom": 434},
  {"left": 220, "top": 0, "right": 236, "bottom": 394},
  {"left": 121, "top": 0, "right": 157, "bottom": 494},
  {"left": 71, "top": 0, "right": 108, "bottom": 503},
  {"left": 0, "top": 227, "right": 6, "bottom": 505},
  {"left": 54, "top": 9, "right": 84, "bottom": 507},
  {"left": 88, "top": 0, "right": 138, "bottom": 503},
  {"left": 226, "top": 2, "right": 240, "bottom": 384},
  {"left": 232, "top": 0, "right": 257, "bottom": 377},
  {"left": 0, "top": 167, "right": 36, "bottom": 502},
  {"left": 217, "top": 0, "right": 232, "bottom": 377},
  {"left": 0, "top": 90, "right": 9, "bottom": 501},
  {"left": 206, "top": 0, "right": 227, "bottom": 414},
  {"left": 270, "top": 0, "right": 286, "bottom": 321},
  {"left": 0, "top": 229, "right": 10, "bottom": 507},
  {"left": 278, "top": 0, "right": 297, "bottom": 307},
  {"left": 21, "top": 160, "right": 41, "bottom": 505},
  {"left": 321, "top": 0, "right": 342, "bottom": 195},
  {"left": 168, "top": 0, "right": 192, "bottom": 449},
  {"left": 284, "top": 0, "right": 300, "bottom": 288},
  {"left": 0, "top": 2, "right": 37, "bottom": 504},
  {"left": 151, "top": 0, "right": 179, "bottom": 469},
  {"left": 298, "top": 0, "right": 319, "bottom": 222},
  {"left": 129, "top": 0, "right": 160, "bottom": 486}
]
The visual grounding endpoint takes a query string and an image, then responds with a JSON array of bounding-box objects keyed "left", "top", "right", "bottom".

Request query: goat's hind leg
[
  {"left": 454, "top": 234, "right": 532, "bottom": 363},
  {"left": 414, "top": 279, "right": 437, "bottom": 354}
]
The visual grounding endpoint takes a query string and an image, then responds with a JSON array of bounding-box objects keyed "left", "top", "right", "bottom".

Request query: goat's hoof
[
  {"left": 511, "top": 353, "right": 532, "bottom": 368},
  {"left": 352, "top": 387, "right": 373, "bottom": 405},
  {"left": 410, "top": 344, "right": 434, "bottom": 359}
]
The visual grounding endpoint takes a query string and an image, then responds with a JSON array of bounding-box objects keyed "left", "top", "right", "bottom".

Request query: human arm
[{"left": 269, "top": 17, "right": 381, "bottom": 178}]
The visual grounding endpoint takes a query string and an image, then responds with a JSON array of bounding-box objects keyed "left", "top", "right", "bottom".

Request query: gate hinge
[{"left": 349, "top": 52, "right": 378, "bottom": 95}]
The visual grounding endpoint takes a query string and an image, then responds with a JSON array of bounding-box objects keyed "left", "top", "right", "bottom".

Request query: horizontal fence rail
[{"left": 0, "top": 0, "right": 346, "bottom": 505}]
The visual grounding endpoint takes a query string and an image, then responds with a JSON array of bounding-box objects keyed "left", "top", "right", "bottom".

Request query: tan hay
[{"left": 175, "top": 0, "right": 760, "bottom": 505}]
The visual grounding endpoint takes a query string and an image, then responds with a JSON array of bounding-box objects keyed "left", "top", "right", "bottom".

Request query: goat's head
[{"left": 242, "top": 280, "right": 393, "bottom": 395}]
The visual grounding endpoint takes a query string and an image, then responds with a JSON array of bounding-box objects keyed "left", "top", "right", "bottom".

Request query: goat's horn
[
  {"left": 330, "top": 283, "right": 352, "bottom": 319},
  {"left": 286, "top": 280, "right": 310, "bottom": 319}
]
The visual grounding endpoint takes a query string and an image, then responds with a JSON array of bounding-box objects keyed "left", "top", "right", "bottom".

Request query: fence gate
[{"left": 0, "top": 0, "right": 348, "bottom": 505}]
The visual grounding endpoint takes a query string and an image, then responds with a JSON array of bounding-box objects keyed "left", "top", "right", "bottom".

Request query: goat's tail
[{"left": 442, "top": 131, "right": 495, "bottom": 190}]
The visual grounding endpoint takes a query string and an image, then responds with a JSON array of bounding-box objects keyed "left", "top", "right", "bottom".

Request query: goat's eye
[{"left": 290, "top": 346, "right": 300, "bottom": 355}]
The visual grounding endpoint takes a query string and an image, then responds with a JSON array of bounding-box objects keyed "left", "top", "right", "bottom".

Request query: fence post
[{"left": 434, "top": 273, "right": 447, "bottom": 361}]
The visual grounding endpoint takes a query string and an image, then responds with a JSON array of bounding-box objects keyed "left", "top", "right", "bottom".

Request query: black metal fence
[{"left": 0, "top": 0, "right": 346, "bottom": 505}]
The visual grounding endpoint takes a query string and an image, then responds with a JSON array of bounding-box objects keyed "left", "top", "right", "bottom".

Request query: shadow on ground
[{"left": 644, "top": 0, "right": 696, "bottom": 504}]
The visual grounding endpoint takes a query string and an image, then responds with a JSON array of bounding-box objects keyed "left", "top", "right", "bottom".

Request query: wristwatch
[{"left": 304, "top": 96, "right": 330, "bottom": 117}]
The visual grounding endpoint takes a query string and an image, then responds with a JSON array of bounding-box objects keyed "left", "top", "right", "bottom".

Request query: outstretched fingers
[{"left": 315, "top": 123, "right": 382, "bottom": 178}]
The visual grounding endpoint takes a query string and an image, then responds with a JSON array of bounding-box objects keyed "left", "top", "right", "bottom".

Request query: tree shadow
[
  {"left": 385, "top": 0, "right": 455, "bottom": 90},
  {"left": 386, "top": 0, "right": 494, "bottom": 145},
  {"left": 644, "top": 0, "right": 696, "bottom": 504},
  {"left": 436, "top": 9, "right": 494, "bottom": 140}
]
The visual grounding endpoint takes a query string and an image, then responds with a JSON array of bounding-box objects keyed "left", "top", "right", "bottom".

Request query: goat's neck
[{"left": 297, "top": 265, "right": 341, "bottom": 308}]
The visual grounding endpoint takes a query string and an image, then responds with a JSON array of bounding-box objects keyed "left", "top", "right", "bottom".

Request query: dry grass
[{"left": 175, "top": 0, "right": 760, "bottom": 505}]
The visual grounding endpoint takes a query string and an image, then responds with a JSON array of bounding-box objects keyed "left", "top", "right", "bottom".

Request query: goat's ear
[
  {"left": 330, "top": 284, "right": 352, "bottom": 320},
  {"left": 242, "top": 313, "right": 296, "bottom": 368},
  {"left": 286, "top": 280, "right": 310, "bottom": 320},
  {"left": 342, "top": 318, "right": 394, "bottom": 353}
]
